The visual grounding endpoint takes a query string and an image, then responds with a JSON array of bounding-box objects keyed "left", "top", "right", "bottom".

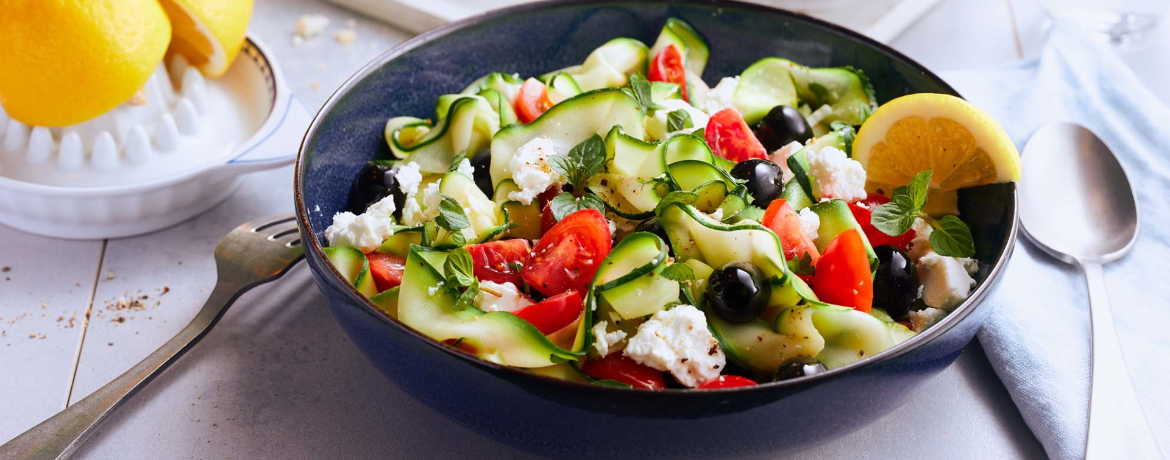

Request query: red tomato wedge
[
  {"left": 514, "top": 290, "right": 583, "bottom": 335},
  {"left": 466, "top": 239, "right": 532, "bottom": 286},
  {"left": 761, "top": 199, "right": 820, "bottom": 264},
  {"left": 698, "top": 375, "right": 758, "bottom": 389},
  {"left": 538, "top": 186, "right": 561, "bottom": 234},
  {"left": 705, "top": 108, "right": 768, "bottom": 162},
  {"left": 813, "top": 228, "right": 873, "bottom": 313},
  {"left": 523, "top": 209, "right": 612, "bottom": 297},
  {"left": 515, "top": 77, "right": 553, "bottom": 123},
  {"left": 848, "top": 195, "right": 916, "bottom": 251},
  {"left": 366, "top": 252, "right": 407, "bottom": 292},
  {"left": 580, "top": 354, "right": 666, "bottom": 390},
  {"left": 648, "top": 44, "right": 688, "bottom": 102}
]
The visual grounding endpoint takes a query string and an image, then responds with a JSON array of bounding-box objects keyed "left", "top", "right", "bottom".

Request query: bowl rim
[
  {"left": 0, "top": 34, "right": 295, "bottom": 197},
  {"left": 294, "top": 0, "right": 1019, "bottom": 395}
]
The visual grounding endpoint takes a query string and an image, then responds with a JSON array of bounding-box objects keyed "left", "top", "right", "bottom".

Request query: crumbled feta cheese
[
  {"left": 475, "top": 281, "right": 532, "bottom": 313},
  {"left": 623, "top": 305, "right": 725, "bottom": 388},
  {"left": 917, "top": 252, "right": 977, "bottom": 311},
  {"left": 696, "top": 77, "right": 739, "bottom": 115},
  {"left": 802, "top": 364, "right": 825, "bottom": 377},
  {"left": 428, "top": 282, "right": 444, "bottom": 296},
  {"left": 396, "top": 162, "right": 424, "bottom": 197},
  {"left": 908, "top": 217, "right": 934, "bottom": 261},
  {"left": 334, "top": 29, "right": 357, "bottom": 44},
  {"left": 507, "top": 137, "right": 564, "bottom": 204},
  {"left": 401, "top": 197, "right": 424, "bottom": 226},
  {"left": 296, "top": 14, "right": 330, "bottom": 38},
  {"left": 647, "top": 99, "right": 710, "bottom": 140},
  {"left": 591, "top": 321, "right": 628, "bottom": 357},
  {"left": 769, "top": 141, "right": 803, "bottom": 183},
  {"left": 456, "top": 158, "right": 475, "bottom": 178},
  {"left": 607, "top": 219, "right": 617, "bottom": 237},
  {"left": 797, "top": 208, "right": 820, "bottom": 240},
  {"left": 806, "top": 146, "right": 867, "bottom": 202},
  {"left": 709, "top": 208, "right": 724, "bottom": 222},
  {"left": 908, "top": 307, "right": 947, "bottom": 333},
  {"left": 421, "top": 182, "right": 442, "bottom": 219},
  {"left": 324, "top": 195, "right": 397, "bottom": 252}
]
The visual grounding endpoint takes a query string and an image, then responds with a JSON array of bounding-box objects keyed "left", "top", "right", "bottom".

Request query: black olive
[
  {"left": 872, "top": 246, "right": 920, "bottom": 320},
  {"left": 470, "top": 149, "right": 494, "bottom": 198},
  {"left": 753, "top": 105, "right": 813, "bottom": 152},
  {"left": 347, "top": 162, "right": 406, "bottom": 216},
  {"left": 707, "top": 262, "right": 771, "bottom": 323},
  {"left": 635, "top": 219, "right": 672, "bottom": 252},
  {"left": 729, "top": 159, "right": 784, "bottom": 208},
  {"left": 775, "top": 359, "right": 826, "bottom": 380}
]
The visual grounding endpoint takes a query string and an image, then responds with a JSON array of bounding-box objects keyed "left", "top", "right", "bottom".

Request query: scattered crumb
[
  {"left": 113, "top": 316, "right": 126, "bottom": 324},
  {"left": 345, "top": 18, "right": 356, "bottom": 28},
  {"left": 128, "top": 91, "right": 148, "bottom": 106},
  {"left": 212, "top": 423, "right": 218, "bottom": 427},
  {"left": 1, "top": 266, "right": 9, "bottom": 272},
  {"left": 39, "top": 334, "right": 46, "bottom": 340},
  {"left": 291, "top": 35, "right": 304, "bottom": 47},
  {"left": 161, "top": 286, "right": 170, "bottom": 295},
  {"left": 311, "top": 81, "right": 321, "bottom": 90},
  {"left": 335, "top": 29, "right": 357, "bottom": 44},
  {"left": 29, "top": 333, "right": 37, "bottom": 339},
  {"left": 106, "top": 273, "right": 115, "bottom": 280},
  {"left": 56, "top": 316, "right": 63, "bottom": 322},
  {"left": 295, "top": 14, "right": 329, "bottom": 38}
]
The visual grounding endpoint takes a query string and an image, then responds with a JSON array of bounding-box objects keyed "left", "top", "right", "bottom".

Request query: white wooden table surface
[{"left": 2, "top": 0, "right": 1166, "bottom": 458}]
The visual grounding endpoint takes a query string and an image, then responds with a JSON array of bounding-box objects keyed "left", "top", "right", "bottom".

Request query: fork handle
[
  {"left": 0, "top": 281, "right": 244, "bottom": 460},
  {"left": 1082, "top": 262, "right": 1163, "bottom": 460}
]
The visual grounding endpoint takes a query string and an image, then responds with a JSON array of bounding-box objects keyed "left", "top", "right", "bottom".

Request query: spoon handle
[{"left": 1082, "top": 262, "right": 1163, "bottom": 460}]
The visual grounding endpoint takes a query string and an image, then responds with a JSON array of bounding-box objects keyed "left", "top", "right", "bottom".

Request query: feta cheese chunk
[
  {"left": 324, "top": 195, "right": 397, "bottom": 252},
  {"left": 590, "top": 321, "right": 628, "bottom": 357},
  {"left": 806, "top": 146, "right": 867, "bottom": 202},
  {"left": 507, "top": 137, "right": 565, "bottom": 205},
  {"left": 917, "top": 252, "right": 977, "bottom": 311},
  {"left": 396, "top": 161, "right": 424, "bottom": 197},
  {"left": 456, "top": 158, "right": 475, "bottom": 178},
  {"left": 797, "top": 207, "right": 821, "bottom": 240},
  {"left": 908, "top": 307, "right": 947, "bottom": 333},
  {"left": 908, "top": 217, "right": 934, "bottom": 261},
  {"left": 646, "top": 99, "right": 710, "bottom": 140},
  {"left": 475, "top": 281, "right": 533, "bottom": 313},
  {"left": 769, "top": 141, "right": 803, "bottom": 183},
  {"left": 296, "top": 14, "right": 330, "bottom": 38},
  {"left": 623, "top": 305, "right": 725, "bottom": 388},
  {"left": 696, "top": 76, "right": 739, "bottom": 115}
]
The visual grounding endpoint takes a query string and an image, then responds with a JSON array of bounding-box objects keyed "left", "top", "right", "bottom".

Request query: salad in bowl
[{"left": 318, "top": 17, "right": 1020, "bottom": 390}]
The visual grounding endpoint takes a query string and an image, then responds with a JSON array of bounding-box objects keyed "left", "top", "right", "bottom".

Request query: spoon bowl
[{"left": 1020, "top": 122, "right": 1139, "bottom": 264}]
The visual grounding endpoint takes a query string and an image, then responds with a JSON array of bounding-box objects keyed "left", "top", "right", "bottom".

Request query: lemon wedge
[
  {"left": 854, "top": 93, "right": 1021, "bottom": 193},
  {"left": 0, "top": 0, "right": 171, "bottom": 127},
  {"left": 159, "top": 0, "right": 254, "bottom": 78}
]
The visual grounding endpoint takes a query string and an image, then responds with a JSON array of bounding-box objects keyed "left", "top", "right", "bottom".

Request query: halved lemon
[
  {"left": 159, "top": 0, "right": 253, "bottom": 78},
  {"left": 854, "top": 93, "right": 1021, "bottom": 193}
]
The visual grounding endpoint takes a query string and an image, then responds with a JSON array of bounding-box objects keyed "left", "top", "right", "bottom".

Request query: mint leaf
[
  {"left": 661, "top": 263, "right": 695, "bottom": 282},
  {"left": 787, "top": 154, "right": 814, "bottom": 200},
  {"left": 929, "top": 215, "right": 976, "bottom": 257},
  {"left": 790, "top": 252, "right": 815, "bottom": 276},
  {"left": 448, "top": 150, "right": 468, "bottom": 173},
  {"left": 549, "top": 192, "right": 605, "bottom": 221},
  {"left": 871, "top": 194, "right": 917, "bottom": 236},
  {"left": 444, "top": 248, "right": 476, "bottom": 288},
  {"left": 907, "top": 170, "right": 932, "bottom": 211},
  {"left": 550, "top": 134, "right": 606, "bottom": 190},
  {"left": 666, "top": 109, "right": 693, "bottom": 132},
  {"left": 436, "top": 196, "right": 471, "bottom": 231},
  {"left": 452, "top": 279, "right": 479, "bottom": 311},
  {"left": 628, "top": 73, "right": 658, "bottom": 112}
]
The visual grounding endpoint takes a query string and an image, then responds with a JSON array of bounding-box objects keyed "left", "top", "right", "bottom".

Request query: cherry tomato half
[
  {"left": 515, "top": 78, "right": 553, "bottom": 124},
  {"left": 523, "top": 209, "right": 612, "bottom": 297},
  {"left": 705, "top": 108, "right": 768, "bottom": 162},
  {"left": 514, "top": 290, "right": 583, "bottom": 335},
  {"left": 813, "top": 228, "right": 874, "bottom": 313},
  {"left": 466, "top": 239, "right": 532, "bottom": 286},
  {"left": 848, "top": 195, "right": 916, "bottom": 251},
  {"left": 761, "top": 199, "right": 820, "bottom": 264},
  {"left": 366, "top": 252, "right": 407, "bottom": 292},
  {"left": 648, "top": 44, "right": 688, "bottom": 102},
  {"left": 580, "top": 354, "right": 667, "bottom": 390},
  {"left": 698, "top": 375, "right": 758, "bottom": 389}
]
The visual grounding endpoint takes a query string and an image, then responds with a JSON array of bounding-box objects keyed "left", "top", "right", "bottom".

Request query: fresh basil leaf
[
  {"left": 787, "top": 154, "right": 814, "bottom": 200},
  {"left": 929, "top": 215, "right": 976, "bottom": 258},
  {"left": 692, "top": 127, "right": 705, "bottom": 139},
  {"left": 628, "top": 73, "right": 658, "bottom": 112},
  {"left": 436, "top": 196, "right": 471, "bottom": 231},
  {"left": 547, "top": 155, "right": 577, "bottom": 185},
  {"left": 907, "top": 170, "right": 932, "bottom": 211},
  {"left": 452, "top": 279, "right": 480, "bottom": 311},
  {"left": 449, "top": 230, "right": 467, "bottom": 246},
  {"left": 448, "top": 150, "right": 468, "bottom": 173},
  {"left": 661, "top": 263, "right": 695, "bottom": 282},
  {"left": 871, "top": 194, "right": 917, "bottom": 236},
  {"left": 576, "top": 134, "right": 607, "bottom": 179},
  {"left": 444, "top": 248, "right": 476, "bottom": 288},
  {"left": 666, "top": 109, "right": 693, "bottom": 132},
  {"left": 549, "top": 192, "right": 606, "bottom": 221},
  {"left": 790, "top": 252, "right": 816, "bottom": 276}
]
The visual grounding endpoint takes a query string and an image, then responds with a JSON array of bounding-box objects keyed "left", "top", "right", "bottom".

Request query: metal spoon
[{"left": 1020, "top": 122, "right": 1161, "bottom": 459}]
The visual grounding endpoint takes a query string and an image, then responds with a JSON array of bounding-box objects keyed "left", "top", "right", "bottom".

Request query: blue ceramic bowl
[{"left": 295, "top": 1, "right": 1018, "bottom": 458}]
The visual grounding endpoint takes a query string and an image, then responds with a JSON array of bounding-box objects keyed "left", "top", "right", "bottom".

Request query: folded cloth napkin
[{"left": 942, "top": 21, "right": 1170, "bottom": 460}]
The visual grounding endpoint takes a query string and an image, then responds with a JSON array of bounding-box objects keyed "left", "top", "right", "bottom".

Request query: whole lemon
[{"left": 0, "top": 0, "right": 172, "bottom": 127}]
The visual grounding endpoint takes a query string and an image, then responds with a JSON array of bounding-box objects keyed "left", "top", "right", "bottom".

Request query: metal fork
[{"left": 0, "top": 214, "right": 305, "bottom": 460}]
